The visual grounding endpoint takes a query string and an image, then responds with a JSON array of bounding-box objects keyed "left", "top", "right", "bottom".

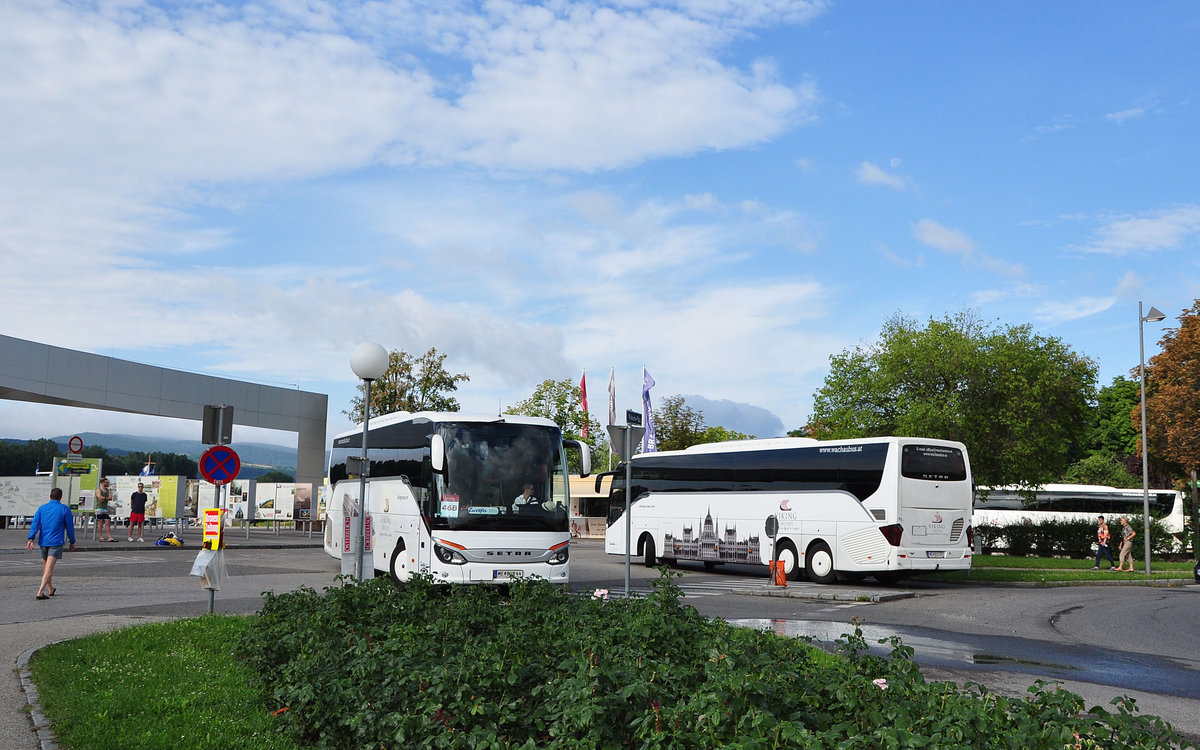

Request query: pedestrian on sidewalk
[
  {"left": 26, "top": 487, "right": 76, "bottom": 600},
  {"left": 95, "top": 477, "right": 117, "bottom": 542},
  {"left": 128, "top": 482, "right": 148, "bottom": 542},
  {"left": 1092, "top": 515, "right": 1116, "bottom": 570},
  {"left": 1117, "top": 516, "right": 1137, "bottom": 572}
]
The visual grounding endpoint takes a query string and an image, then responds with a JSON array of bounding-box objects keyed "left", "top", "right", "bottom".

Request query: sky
[{"left": 2, "top": 0, "right": 1198, "bottom": 451}]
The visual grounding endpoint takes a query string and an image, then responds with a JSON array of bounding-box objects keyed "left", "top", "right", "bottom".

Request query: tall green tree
[
  {"left": 1058, "top": 376, "right": 1140, "bottom": 487},
  {"left": 1143, "top": 300, "right": 1200, "bottom": 556},
  {"left": 652, "top": 395, "right": 706, "bottom": 452},
  {"left": 653, "top": 395, "right": 754, "bottom": 452},
  {"left": 507, "top": 378, "right": 603, "bottom": 472},
  {"left": 507, "top": 378, "right": 598, "bottom": 442},
  {"left": 807, "top": 310, "right": 1097, "bottom": 489},
  {"left": 345, "top": 347, "right": 469, "bottom": 423}
]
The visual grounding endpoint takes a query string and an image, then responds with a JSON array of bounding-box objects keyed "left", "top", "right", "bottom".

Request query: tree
[
  {"left": 701, "top": 425, "right": 752, "bottom": 443},
  {"left": 1058, "top": 376, "right": 1140, "bottom": 487},
  {"left": 653, "top": 395, "right": 706, "bottom": 452},
  {"left": 256, "top": 469, "right": 295, "bottom": 483},
  {"left": 1142, "top": 300, "right": 1200, "bottom": 557},
  {"left": 507, "top": 378, "right": 602, "bottom": 473},
  {"left": 807, "top": 310, "right": 1097, "bottom": 489},
  {"left": 345, "top": 347, "right": 469, "bottom": 424}
]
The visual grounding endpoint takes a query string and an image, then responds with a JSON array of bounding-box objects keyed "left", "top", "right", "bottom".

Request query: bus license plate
[
  {"left": 926, "top": 551, "right": 945, "bottom": 558},
  {"left": 493, "top": 569, "right": 524, "bottom": 580}
]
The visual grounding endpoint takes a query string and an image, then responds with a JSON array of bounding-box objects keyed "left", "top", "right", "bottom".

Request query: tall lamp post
[
  {"left": 1138, "top": 302, "right": 1166, "bottom": 575},
  {"left": 351, "top": 342, "right": 389, "bottom": 582}
]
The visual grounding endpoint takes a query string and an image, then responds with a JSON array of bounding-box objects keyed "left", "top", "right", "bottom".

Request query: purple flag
[{"left": 642, "top": 368, "right": 657, "bottom": 452}]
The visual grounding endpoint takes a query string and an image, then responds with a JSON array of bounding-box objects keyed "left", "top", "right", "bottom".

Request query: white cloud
[
  {"left": 1106, "top": 107, "right": 1146, "bottom": 123},
  {"left": 1075, "top": 205, "right": 1200, "bottom": 255},
  {"left": 1035, "top": 296, "right": 1116, "bottom": 322},
  {"left": 855, "top": 161, "right": 908, "bottom": 190},
  {"left": 913, "top": 219, "right": 1024, "bottom": 278}
]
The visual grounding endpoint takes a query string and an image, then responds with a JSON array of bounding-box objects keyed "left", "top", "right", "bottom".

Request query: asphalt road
[{"left": 3, "top": 538, "right": 1198, "bottom": 748}]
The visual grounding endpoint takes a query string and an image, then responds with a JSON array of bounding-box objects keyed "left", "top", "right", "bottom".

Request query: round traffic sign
[
  {"left": 200, "top": 445, "right": 241, "bottom": 485},
  {"left": 68, "top": 435, "right": 83, "bottom": 454}
]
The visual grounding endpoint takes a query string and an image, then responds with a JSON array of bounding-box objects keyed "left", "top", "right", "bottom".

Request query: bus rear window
[{"left": 901, "top": 445, "right": 966, "bottom": 481}]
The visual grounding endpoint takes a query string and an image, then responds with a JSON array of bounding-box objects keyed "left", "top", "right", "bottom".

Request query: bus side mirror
[
  {"left": 430, "top": 434, "right": 446, "bottom": 474},
  {"left": 563, "top": 439, "right": 591, "bottom": 478}
]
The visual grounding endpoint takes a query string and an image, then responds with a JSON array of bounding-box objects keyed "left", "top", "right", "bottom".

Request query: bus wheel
[
  {"left": 775, "top": 540, "right": 801, "bottom": 581},
  {"left": 642, "top": 536, "right": 657, "bottom": 567},
  {"left": 389, "top": 539, "right": 407, "bottom": 584},
  {"left": 806, "top": 541, "right": 836, "bottom": 584}
]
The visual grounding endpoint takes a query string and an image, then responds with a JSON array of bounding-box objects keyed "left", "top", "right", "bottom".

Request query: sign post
[
  {"left": 195, "top": 446, "right": 239, "bottom": 614},
  {"left": 608, "top": 412, "right": 645, "bottom": 598}
]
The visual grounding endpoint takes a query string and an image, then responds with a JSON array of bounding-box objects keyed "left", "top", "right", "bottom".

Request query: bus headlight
[
  {"left": 434, "top": 543, "right": 468, "bottom": 565},
  {"left": 548, "top": 542, "right": 570, "bottom": 565}
]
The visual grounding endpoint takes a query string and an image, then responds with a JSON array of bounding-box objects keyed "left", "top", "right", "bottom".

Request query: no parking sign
[{"left": 200, "top": 445, "right": 240, "bottom": 485}]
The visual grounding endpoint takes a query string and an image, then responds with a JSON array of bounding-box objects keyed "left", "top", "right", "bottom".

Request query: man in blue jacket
[{"left": 27, "top": 487, "right": 76, "bottom": 600}]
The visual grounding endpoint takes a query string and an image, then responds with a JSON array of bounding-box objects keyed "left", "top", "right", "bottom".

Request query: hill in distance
[{"left": 56, "top": 433, "right": 303, "bottom": 474}]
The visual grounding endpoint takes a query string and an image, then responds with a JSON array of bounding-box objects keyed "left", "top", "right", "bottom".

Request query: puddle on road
[{"left": 728, "top": 618, "right": 1077, "bottom": 671}]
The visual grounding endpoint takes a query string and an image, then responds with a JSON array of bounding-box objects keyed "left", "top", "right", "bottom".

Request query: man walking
[
  {"left": 128, "top": 482, "right": 148, "bottom": 542},
  {"left": 1092, "top": 515, "right": 1116, "bottom": 570},
  {"left": 1117, "top": 516, "right": 1137, "bottom": 572},
  {"left": 26, "top": 487, "right": 76, "bottom": 600}
]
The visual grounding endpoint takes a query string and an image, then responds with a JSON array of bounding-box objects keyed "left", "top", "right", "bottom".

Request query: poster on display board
[
  {"left": 197, "top": 480, "right": 246, "bottom": 524},
  {"left": 0, "top": 476, "right": 55, "bottom": 516},
  {"left": 110, "top": 476, "right": 168, "bottom": 519},
  {"left": 53, "top": 457, "right": 102, "bottom": 510},
  {"left": 254, "top": 483, "right": 298, "bottom": 521}
]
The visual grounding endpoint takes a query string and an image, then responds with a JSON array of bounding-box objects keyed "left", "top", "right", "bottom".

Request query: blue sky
[{"left": 1, "top": 0, "right": 1198, "bottom": 449}]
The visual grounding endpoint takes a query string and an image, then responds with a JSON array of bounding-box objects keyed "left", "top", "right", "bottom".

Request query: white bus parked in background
[
  {"left": 600, "top": 436, "right": 973, "bottom": 584},
  {"left": 323, "top": 411, "right": 590, "bottom": 584},
  {"left": 974, "top": 484, "right": 1186, "bottom": 534}
]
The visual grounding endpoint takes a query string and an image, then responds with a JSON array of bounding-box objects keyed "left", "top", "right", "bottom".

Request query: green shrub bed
[{"left": 237, "top": 572, "right": 1190, "bottom": 749}]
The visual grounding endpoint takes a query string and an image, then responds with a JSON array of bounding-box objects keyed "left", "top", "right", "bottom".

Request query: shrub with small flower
[{"left": 237, "top": 570, "right": 1193, "bottom": 749}]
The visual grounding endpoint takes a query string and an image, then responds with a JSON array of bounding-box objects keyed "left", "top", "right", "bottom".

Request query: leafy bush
[
  {"left": 987, "top": 517, "right": 1180, "bottom": 559},
  {"left": 237, "top": 572, "right": 1191, "bottom": 749}
]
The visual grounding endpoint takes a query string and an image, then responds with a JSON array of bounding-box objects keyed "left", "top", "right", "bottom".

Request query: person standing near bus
[
  {"left": 95, "top": 477, "right": 117, "bottom": 542},
  {"left": 1092, "top": 515, "right": 1115, "bottom": 570},
  {"left": 128, "top": 482, "right": 148, "bottom": 542},
  {"left": 27, "top": 487, "right": 76, "bottom": 599},
  {"left": 1117, "top": 516, "right": 1137, "bottom": 572}
]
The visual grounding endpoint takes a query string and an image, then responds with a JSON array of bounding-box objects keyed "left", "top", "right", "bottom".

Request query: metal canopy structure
[{"left": 0, "top": 333, "right": 327, "bottom": 487}]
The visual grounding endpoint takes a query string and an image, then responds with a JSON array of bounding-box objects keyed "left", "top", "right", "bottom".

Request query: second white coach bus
[
  {"left": 324, "top": 411, "right": 590, "bottom": 584},
  {"left": 601, "top": 436, "right": 974, "bottom": 584},
  {"left": 973, "top": 484, "right": 1186, "bottom": 534}
]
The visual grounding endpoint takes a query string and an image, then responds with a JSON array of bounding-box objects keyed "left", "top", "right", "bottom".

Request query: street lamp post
[
  {"left": 350, "top": 342, "right": 390, "bottom": 582},
  {"left": 1138, "top": 302, "right": 1166, "bottom": 575}
]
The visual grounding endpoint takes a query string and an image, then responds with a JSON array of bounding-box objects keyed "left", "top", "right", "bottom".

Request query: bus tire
[
  {"left": 806, "top": 541, "right": 836, "bottom": 584},
  {"left": 389, "top": 539, "right": 407, "bottom": 584},
  {"left": 775, "top": 540, "right": 802, "bottom": 581},
  {"left": 642, "top": 535, "right": 657, "bottom": 567}
]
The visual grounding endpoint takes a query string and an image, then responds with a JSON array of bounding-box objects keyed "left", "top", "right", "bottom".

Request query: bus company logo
[
  {"left": 932, "top": 514, "right": 943, "bottom": 524},
  {"left": 779, "top": 499, "right": 792, "bottom": 511},
  {"left": 819, "top": 445, "right": 863, "bottom": 453}
]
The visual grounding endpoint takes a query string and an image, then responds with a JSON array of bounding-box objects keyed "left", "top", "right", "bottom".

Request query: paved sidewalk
[{"left": 0, "top": 522, "right": 325, "bottom": 553}]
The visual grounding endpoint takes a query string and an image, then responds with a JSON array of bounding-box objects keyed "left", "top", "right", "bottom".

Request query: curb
[{"left": 17, "top": 645, "right": 61, "bottom": 750}]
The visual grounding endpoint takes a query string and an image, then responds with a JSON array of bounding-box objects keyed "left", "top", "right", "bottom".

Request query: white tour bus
[
  {"left": 973, "top": 484, "right": 1186, "bottom": 534},
  {"left": 323, "top": 411, "right": 590, "bottom": 584},
  {"left": 601, "top": 436, "right": 973, "bottom": 584}
]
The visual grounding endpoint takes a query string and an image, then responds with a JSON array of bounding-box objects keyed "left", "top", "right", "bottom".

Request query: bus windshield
[{"left": 432, "top": 423, "right": 568, "bottom": 532}]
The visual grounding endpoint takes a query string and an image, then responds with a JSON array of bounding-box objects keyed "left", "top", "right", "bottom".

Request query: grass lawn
[
  {"left": 927, "top": 555, "right": 1197, "bottom": 583},
  {"left": 29, "top": 616, "right": 298, "bottom": 750}
]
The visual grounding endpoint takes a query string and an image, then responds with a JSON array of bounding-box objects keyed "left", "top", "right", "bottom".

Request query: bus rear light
[
  {"left": 879, "top": 524, "right": 904, "bottom": 546},
  {"left": 966, "top": 524, "right": 974, "bottom": 549}
]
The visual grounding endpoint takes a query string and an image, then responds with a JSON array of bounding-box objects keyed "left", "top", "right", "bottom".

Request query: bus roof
[
  {"left": 333, "top": 410, "right": 560, "bottom": 442},
  {"left": 646, "top": 435, "right": 967, "bottom": 459}
]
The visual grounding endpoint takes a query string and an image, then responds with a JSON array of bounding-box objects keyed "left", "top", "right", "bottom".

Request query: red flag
[{"left": 579, "top": 371, "right": 589, "bottom": 439}]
